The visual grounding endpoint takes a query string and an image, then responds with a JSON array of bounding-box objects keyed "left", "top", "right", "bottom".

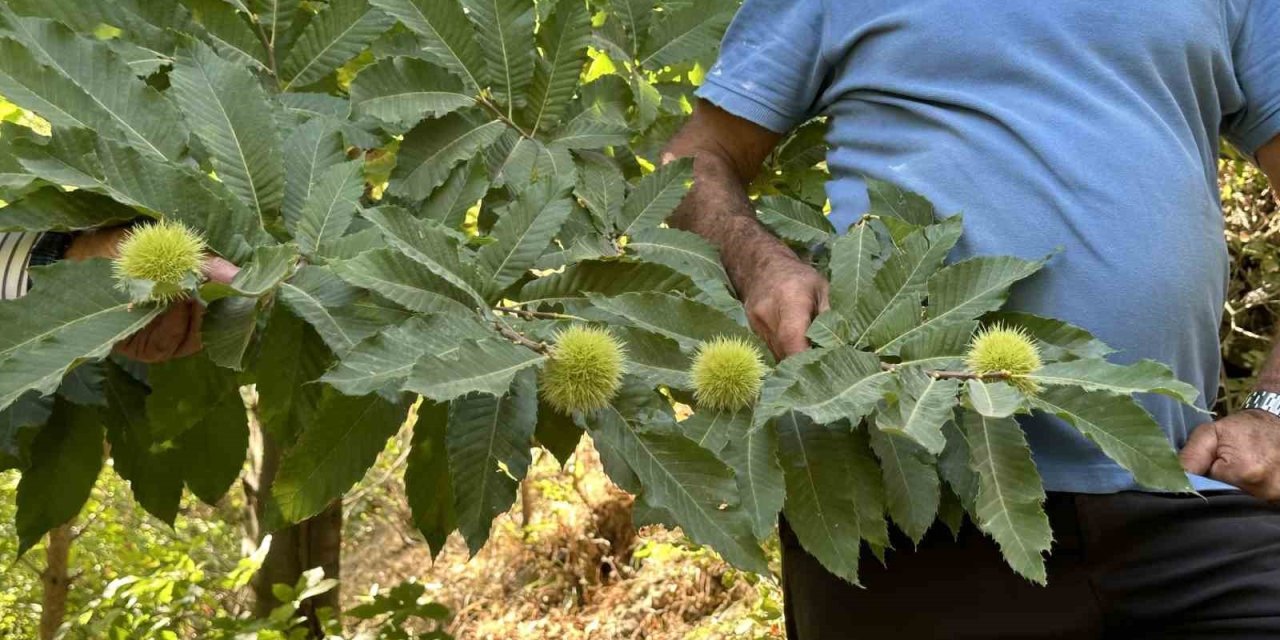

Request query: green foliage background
[
  {"left": 1220, "top": 154, "right": 1280, "bottom": 412},
  {"left": 0, "top": 471, "right": 249, "bottom": 638}
]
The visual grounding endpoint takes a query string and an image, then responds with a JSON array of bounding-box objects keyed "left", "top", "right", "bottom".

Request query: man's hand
[
  {"left": 1187, "top": 136, "right": 1280, "bottom": 499},
  {"left": 741, "top": 255, "right": 830, "bottom": 359},
  {"left": 1181, "top": 410, "right": 1280, "bottom": 501},
  {"left": 65, "top": 226, "right": 239, "bottom": 363}
]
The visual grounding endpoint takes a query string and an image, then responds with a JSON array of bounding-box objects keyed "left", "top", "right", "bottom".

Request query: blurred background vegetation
[{"left": 1219, "top": 153, "right": 1279, "bottom": 414}]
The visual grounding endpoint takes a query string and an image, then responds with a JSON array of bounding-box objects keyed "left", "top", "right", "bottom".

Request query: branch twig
[
  {"left": 342, "top": 443, "right": 412, "bottom": 511},
  {"left": 496, "top": 319, "right": 549, "bottom": 354},
  {"left": 70, "top": 503, "right": 106, "bottom": 541},
  {"left": 246, "top": 14, "right": 278, "bottom": 79},
  {"left": 929, "top": 369, "right": 1011, "bottom": 381},
  {"left": 879, "top": 361, "right": 1011, "bottom": 381},
  {"left": 494, "top": 306, "right": 583, "bottom": 321},
  {"left": 475, "top": 96, "right": 535, "bottom": 140}
]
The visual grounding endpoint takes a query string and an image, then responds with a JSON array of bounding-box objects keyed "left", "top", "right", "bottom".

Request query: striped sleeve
[{"left": 0, "top": 231, "right": 42, "bottom": 299}]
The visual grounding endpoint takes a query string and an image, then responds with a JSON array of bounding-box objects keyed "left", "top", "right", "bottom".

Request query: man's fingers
[
  {"left": 173, "top": 299, "right": 204, "bottom": 359},
  {"left": 1204, "top": 437, "right": 1270, "bottom": 490},
  {"left": 105, "top": 245, "right": 224, "bottom": 363},
  {"left": 773, "top": 306, "right": 813, "bottom": 358},
  {"left": 122, "top": 304, "right": 190, "bottom": 363},
  {"left": 1208, "top": 457, "right": 1260, "bottom": 492},
  {"left": 1180, "top": 423, "right": 1219, "bottom": 476},
  {"left": 113, "top": 333, "right": 141, "bottom": 359},
  {"left": 147, "top": 304, "right": 191, "bottom": 361},
  {"left": 1206, "top": 451, "right": 1264, "bottom": 491},
  {"left": 203, "top": 256, "right": 240, "bottom": 285},
  {"left": 114, "top": 301, "right": 205, "bottom": 363},
  {"left": 816, "top": 281, "right": 831, "bottom": 314}
]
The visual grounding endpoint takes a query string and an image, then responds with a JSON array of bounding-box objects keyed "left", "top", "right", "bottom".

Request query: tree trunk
[
  {"left": 246, "top": 423, "right": 343, "bottom": 636},
  {"left": 252, "top": 503, "right": 343, "bottom": 633},
  {"left": 39, "top": 522, "right": 72, "bottom": 640}
]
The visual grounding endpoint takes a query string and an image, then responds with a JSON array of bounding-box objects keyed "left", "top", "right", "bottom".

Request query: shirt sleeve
[
  {"left": 694, "top": 0, "right": 831, "bottom": 134},
  {"left": 0, "top": 231, "right": 41, "bottom": 299},
  {"left": 1224, "top": 0, "right": 1280, "bottom": 156}
]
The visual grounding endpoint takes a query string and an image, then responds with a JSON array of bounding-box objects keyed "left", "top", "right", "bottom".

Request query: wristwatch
[{"left": 1242, "top": 390, "right": 1280, "bottom": 420}]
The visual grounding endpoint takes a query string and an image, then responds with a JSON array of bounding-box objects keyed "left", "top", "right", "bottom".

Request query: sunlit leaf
[
  {"left": 350, "top": 55, "right": 474, "bottom": 128},
  {"left": 387, "top": 109, "right": 508, "bottom": 201},
  {"left": 170, "top": 40, "right": 283, "bottom": 225},
  {"left": 0, "top": 260, "right": 161, "bottom": 414},
  {"left": 616, "top": 157, "right": 692, "bottom": 236},
  {"left": 280, "top": 0, "right": 395, "bottom": 91},
  {"left": 0, "top": 16, "right": 188, "bottom": 160}
]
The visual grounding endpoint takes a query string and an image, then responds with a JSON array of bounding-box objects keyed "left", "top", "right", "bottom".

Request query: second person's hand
[{"left": 65, "top": 226, "right": 240, "bottom": 363}]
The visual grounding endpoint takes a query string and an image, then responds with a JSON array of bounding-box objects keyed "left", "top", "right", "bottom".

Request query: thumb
[
  {"left": 1180, "top": 423, "right": 1218, "bottom": 476},
  {"left": 202, "top": 256, "right": 239, "bottom": 285}
]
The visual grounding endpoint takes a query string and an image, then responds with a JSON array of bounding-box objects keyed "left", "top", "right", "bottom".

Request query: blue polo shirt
[{"left": 697, "top": 0, "right": 1280, "bottom": 493}]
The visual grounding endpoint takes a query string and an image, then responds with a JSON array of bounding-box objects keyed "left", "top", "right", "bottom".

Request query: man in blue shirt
[{"left": 665, "top": 1, "right": 1280, "bottom": 637}]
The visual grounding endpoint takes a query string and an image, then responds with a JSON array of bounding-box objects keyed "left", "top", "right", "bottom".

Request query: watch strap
[{"left": 1242, "top": 390, "right": 1280, "bottom": 419}]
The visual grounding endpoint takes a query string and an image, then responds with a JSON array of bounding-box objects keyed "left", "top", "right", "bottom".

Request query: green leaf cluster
[
  {"left": 755, "top": 187, "right": 1198, "bottom": 584},
  {"left": 0, "top": 0, "right": 1201, "bottom": 589}
]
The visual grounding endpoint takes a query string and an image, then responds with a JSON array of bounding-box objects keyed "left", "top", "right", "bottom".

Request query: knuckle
[
  {"left": 1242, "top": 464, "right": 1268, "bottom": 485},
  {"left": 746, "top": 301, "right": 772, "bottom": 320},
  {"left": 780, "top": 304, "right": 813, "bottom": 324}
]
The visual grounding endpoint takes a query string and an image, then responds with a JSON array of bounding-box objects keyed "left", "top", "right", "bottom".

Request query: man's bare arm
[
  {"left": 1181, "top": 134, "right": 1280, "bottom": 499},
  {"left": 662, "top": 101, "right": 829, "bottom": 358},
  {"left": 664, "top": 102, "right": 789, "bottom": 291}
]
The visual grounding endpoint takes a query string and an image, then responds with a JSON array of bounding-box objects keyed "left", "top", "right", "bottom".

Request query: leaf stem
[
  {"left": 494, "top": 305, "right": 583, "bottom": 321},
  {"left": 879, "top": 361, "right": 1011, "bottom": 381},
  {"left": 475, "top": 96, "right": 534, "bottom": 140},
  {"left": 930, "top": 369, "right": 1012, "bottom": 381},
  {"left": 240, "top": 7, "right": 278, "bottom": 79},
  {"left": 495, "top": 318, "right": 548, "bottom": 354}
]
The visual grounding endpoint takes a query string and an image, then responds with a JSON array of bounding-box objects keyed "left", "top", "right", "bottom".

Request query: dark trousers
[{"left": 780, "top": 491, "right": 1280, "bottom": 639}]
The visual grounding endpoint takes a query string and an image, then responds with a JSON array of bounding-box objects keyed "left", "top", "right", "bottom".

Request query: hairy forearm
[
  {"left": 660, "top": 103, "right": 828, "bottom": 357},
  {"left": 665, "top": 149, "right": 799, "bottom": 296}
]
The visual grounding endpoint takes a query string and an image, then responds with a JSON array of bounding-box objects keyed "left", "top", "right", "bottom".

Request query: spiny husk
[
  {"left": 965, "top": 323, "right": 1043, "bottom": 393},
  {"left": 540, "top": 325, "right": 627, "bottom": 414},
  {"left": 689, "top": 336, "right": 766, "bottom": 411},
  {"left": 113, "top": 220, "right": 206, "bottom": 302}
]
